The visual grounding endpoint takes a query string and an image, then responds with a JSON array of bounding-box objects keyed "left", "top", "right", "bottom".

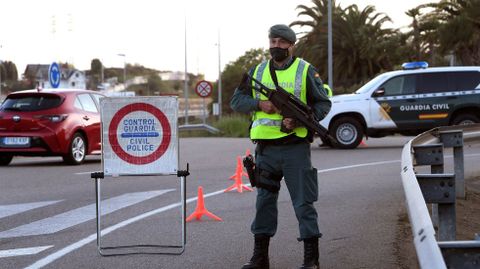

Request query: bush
[
  {"left": 213, "top": 114, "right": 250, "bottom": 137},
  {"left": 178, "top": 114, "right": 250, "bottom": 137}
]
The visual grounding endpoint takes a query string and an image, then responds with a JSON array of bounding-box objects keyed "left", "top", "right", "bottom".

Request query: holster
[
  {"left": 243, "top": 155, "right": 257, "bottom": 187},
  {"left": 243, "top": 154, "right": 282, "bottom": 193}
]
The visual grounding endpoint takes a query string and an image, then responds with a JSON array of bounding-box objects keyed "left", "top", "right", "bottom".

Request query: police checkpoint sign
[{"left": 100, "top": 97, "right": 178, "bottom": 176}]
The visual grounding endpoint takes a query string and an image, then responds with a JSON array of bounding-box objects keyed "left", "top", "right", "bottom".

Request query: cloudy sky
[{"left": 0, "top": 0, "right": 437, "bottom": 81}]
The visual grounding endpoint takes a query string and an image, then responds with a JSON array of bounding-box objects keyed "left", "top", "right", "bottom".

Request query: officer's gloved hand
[
  {"left": 259, "top": 101, "right": 279, "bottom": 114},
  {"left": 282, "top": 118, "right": 297, "bottom": 130}
]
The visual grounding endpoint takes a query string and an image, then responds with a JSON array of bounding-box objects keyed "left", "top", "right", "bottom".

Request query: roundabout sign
[
  {"left": 100, "top": 97, "right": 178, "bottom": 176},
  {"left": 49, "top": 62, "right": 61, "bottom": 88}
]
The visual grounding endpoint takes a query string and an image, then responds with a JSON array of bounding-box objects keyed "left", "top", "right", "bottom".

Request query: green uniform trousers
[{"left": 251, "top": 142, "right": 322, "bottom": 240}]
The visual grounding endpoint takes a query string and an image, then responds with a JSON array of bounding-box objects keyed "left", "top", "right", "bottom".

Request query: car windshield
[
  {"left": 1, "top": 95, "right": 63, "bottom": 112},
  {"left": 355, "top": 73, "right": 390, "bottom": 94}
]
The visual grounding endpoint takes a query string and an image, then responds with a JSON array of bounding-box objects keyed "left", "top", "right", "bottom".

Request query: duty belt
[{"left": 254, "top": 134, "right": 308, "bottom": 146}]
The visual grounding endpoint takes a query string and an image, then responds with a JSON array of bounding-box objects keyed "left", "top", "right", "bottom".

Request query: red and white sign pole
[{"left": 195, "top": 80, "right": 213, "bottom": 123}]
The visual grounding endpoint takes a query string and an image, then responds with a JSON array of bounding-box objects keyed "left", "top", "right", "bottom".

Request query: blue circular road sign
[{"left": 49, "top": 62, "right": 61, "bottom": 88}]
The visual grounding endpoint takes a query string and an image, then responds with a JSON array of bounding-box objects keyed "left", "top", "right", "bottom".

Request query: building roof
[{"left": 23, "top": 64, "right": 84, "bottom": 81}]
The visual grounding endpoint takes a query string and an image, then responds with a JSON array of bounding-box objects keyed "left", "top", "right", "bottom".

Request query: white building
[
  {"left": 24, "top": 64, "right": 87, "bottom": 89},
  {"left": 158, "top": 71, "right": 187, "bottom": 81}
]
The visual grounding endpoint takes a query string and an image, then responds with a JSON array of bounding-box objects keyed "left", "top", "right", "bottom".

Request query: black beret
[{"left": 268, "top": 24, "right": 297, "bottom": 44}]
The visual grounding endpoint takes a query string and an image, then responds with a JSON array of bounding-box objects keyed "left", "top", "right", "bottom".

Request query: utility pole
[
  {"left": 328, "top": 0, "right": 333, "bottom": 89},
  {"left": 101, "top": 62, "right": 104, "bottom": 84},
  {"left": 184, "top": 16, "right": 189, "bottom": 125},
  {"left": 217, "top": 29, "right": 222, "bottom": 118},
  {"left": 117, "top": 53, "right": 126, "bottom": 87}
]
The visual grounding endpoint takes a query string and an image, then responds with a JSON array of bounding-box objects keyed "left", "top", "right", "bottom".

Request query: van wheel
[
  {"left": 452, "top": 114, "right": 480, "bottom": 126},
  {"left": 63, "top": 133, "right": 86, "bottom": 165},
  {"left": 0, "top": 155, "right": 13, "bottom": 166},
  {"left": 331, "top": 117, "right": 363, "bottom": 149}
]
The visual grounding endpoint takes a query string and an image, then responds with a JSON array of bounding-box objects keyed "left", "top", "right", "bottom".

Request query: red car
[{"left": 0, "top": 89, "right": 105, "bottom": 166}]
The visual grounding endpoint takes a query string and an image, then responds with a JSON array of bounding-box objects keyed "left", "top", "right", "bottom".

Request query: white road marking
[
  {"left": 0, "top": 200, "right": 62, "bottom": 219},
  {"left": 317, "top": 160, "right": 400, "bottom": 173},
  {"left": 24, "top": 188, "right": 225, "bottom": 269},
  {"left": 0, "top": 246, "right": 53, "bottom": 258},
  {"left": 317, "top": 153, "right": 480, "bottom": 174},
  {"left": 0, "top": 190, "right": 174, "bottom": 239},
  {"left": 74, "top": 171, "right": 94, "bottom": 175}
]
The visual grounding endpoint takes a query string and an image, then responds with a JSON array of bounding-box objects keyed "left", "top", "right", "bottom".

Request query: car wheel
[
  {"left": 63, "top": 133, "right": 86, "bottom": 165},
  {"left": 0, "top": 155, "right": 13, "bottom": 166},
  {"left": 331, "top": 117, "right": 363, "bottom": 149},
  {"left": 452, "top": 114, "right": 480, "bottom": 126}
]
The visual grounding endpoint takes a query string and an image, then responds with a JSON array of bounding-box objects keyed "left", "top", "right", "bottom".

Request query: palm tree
[
  {"left": 291, "top": 0, "right": 339, "bottom": 82},
  {"left": 406, "top": 8, "right": 423, "bottom": 60},
  {"left": 292, "top": 0, "right": 397, "bottom": 90},
  {"left": 417, "top": 0, "right": 480, "bottom": 65}
]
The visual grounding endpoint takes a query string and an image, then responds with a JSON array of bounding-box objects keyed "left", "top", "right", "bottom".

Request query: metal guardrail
[{"left": 401, "top": 124, "right": 480, "bottom": 269}]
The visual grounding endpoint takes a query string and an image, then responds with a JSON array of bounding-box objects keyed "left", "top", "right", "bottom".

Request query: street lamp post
[
  {"left": 117, "top": 53, "right": 126, "bottom": 87},
  {"left": 328, "top": 0, "right": 333, "bottom": 89},
  {"left": 217, "top": 29, "right": 222, "bottom": 118}
]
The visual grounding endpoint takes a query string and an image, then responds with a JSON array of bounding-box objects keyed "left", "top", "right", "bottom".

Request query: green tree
[
  {"left": 215, "top": 48, "right": 269, "bottom": 114},
  {"left": 147, "top": 74, "right": 164, "bottom": 95},
  {"left": 0, "top": 61, "right": 19, "bottom": 91},
  {"left": 416, "top": 0, "right": 480, "bottom": 65},
  {"left": 405, "top": 8, "right": 423, "bottom": 60},
  {"left": 291, "top": 0, "right": 342, "bottom": 80},
  {"left": 0, "top": 64, "right": 6, "bottom": 85},
  {"left": 91, "top": 59, "right": 103, "bottom": 78},
  {"left": 292, "top": 0, "right": 397, "bottom": 91}
]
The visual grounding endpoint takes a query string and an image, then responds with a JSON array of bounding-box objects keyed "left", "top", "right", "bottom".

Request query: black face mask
[{"left": 269, "top": 47, "right": 289, "bottom": 62}]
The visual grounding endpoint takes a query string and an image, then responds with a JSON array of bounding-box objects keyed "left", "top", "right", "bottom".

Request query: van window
[
  {"left": 447, "top": 71, "right": 480, "bottom": 91},
  {"left": 416, "top": 73, "right": 449, "bottom": 93},
  {"left": 379, "top": 75, "right": 416, "bottom": 96}
]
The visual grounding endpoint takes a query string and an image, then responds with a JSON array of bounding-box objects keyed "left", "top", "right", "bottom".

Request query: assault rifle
[{"left": 242, "top": 73, "right": 333, "bottom": 142}]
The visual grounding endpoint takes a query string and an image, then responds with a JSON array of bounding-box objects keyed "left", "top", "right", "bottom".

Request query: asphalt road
[{"left": 1, "top": 137, "right": 479, "bottom": 269}]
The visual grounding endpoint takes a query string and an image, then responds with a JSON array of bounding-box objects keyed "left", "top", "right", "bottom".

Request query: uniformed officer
[{"left": 230, "top": 24, "right": 331, "bottom": 269}]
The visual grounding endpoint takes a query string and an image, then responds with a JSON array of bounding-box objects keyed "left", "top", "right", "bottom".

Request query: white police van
[{"left": 321, "top": 62, "right": 480, "bottom": 149}]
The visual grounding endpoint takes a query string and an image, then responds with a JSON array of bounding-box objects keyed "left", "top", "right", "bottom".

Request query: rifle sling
[{"left": 268, "top": 59, "right": 280, "bottom": 88}]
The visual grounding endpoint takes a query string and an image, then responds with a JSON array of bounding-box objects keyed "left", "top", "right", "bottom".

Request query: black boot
[
  {"left": 299, "top": 237, "right": 319, "bottom": 269},
  {"left": 241, "top": 234, "right": 270, "bottom": 269}
]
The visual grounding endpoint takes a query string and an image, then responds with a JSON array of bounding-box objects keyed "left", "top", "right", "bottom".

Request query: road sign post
[
  {"left": 178, "top": 80, "right": 219, "bottom": 133},
  {"left": 92, "top": 96, "right": 188, "bottom": 256},
  {"left": 195, "top": 80, "right": 212, "bottom": 125}
]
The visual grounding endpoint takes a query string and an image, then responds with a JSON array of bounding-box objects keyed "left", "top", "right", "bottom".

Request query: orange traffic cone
[
  {"left": 229, "top": 155, "right": 249, "bottom": 181},
  {"left": 187, "top": 186, "right": 222, "bottom": 222},
  {"left": 225, "top": 156, "right": 253, "bottom": 193},
  {"left": 359, "top": 139, "right": 367, "bottom": 147}
]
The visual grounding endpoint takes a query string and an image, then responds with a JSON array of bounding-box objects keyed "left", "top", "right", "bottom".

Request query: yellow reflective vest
[
  {"left": 323, "top": 84, "right": 333, "bottom": 97},
  {"left": 250, "top": 58, "right": 309, "bottom": 140}
]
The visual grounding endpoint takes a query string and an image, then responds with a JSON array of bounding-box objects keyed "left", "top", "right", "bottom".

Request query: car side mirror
[{"left": 372, "top": 88, "right": 385, "bottom": 97}]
